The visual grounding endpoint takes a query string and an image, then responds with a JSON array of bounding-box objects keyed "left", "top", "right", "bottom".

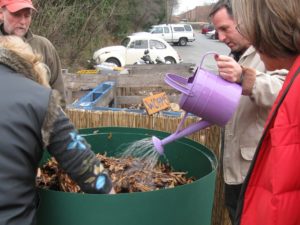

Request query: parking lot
[{"left": 173, "top": 32, "right": 230, "bottom": 72}]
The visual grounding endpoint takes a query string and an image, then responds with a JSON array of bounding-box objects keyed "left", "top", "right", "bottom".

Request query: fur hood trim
[
  {"left": 0, "top": 47, "right": 40, "bottom": 82},
  {"left": 41, "top": 90, "right": 63, "bottom": 147},
  {"left": 0, "top": 36, "right": 49, "bottom": 87}
]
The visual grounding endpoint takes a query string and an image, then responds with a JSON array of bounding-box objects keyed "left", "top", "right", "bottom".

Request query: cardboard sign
[{"left": 143, "top": 92, "right": 170, "bottom": 115}]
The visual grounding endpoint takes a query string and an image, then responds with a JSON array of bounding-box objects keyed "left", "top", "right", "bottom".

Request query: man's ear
[{"left": 0, "top": 8, "right": 3, "bottom": 23}]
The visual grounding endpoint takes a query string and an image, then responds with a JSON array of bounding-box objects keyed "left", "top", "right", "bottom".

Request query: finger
[
  {"left": 216, "top": 55, "right": 232, "bottom": 62},
  {"left": 217, "top": 61, "right": 234, "bottom": 69},
  {"left": 219, "top": 71, "right": 235, "bottom": 82}
]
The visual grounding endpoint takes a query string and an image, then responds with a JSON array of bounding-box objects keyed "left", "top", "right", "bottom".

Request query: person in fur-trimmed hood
[{"left": 0, "top": 35, "right": 115, "bottom": 225}]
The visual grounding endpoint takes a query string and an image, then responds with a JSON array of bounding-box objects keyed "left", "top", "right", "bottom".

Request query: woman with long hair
[{"left": 231, "top": 0, "right": 300, "bottom": 224}]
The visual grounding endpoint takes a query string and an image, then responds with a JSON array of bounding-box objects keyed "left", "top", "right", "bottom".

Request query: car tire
[
  {"left": 165, "top": 57, "right": 176, "bottom": 64},
  {"left": 178, "top": 38, "right": 187, "bottom": 46},
  {"left": 105, "top": 58, "right": 121, "bottom": 67}
]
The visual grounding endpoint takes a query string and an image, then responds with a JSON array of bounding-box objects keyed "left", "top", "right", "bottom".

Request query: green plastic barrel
[{"left": 37, "top": 127, "right": 217, "bottom": 225}]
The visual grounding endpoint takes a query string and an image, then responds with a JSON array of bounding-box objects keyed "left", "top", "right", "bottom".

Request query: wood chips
[{"left": 36, "top": 154, "right": 195, "bottom": 193}]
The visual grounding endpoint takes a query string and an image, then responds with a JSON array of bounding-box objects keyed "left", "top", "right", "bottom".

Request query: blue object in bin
[{"left": 72, "top": 81, "right": 115, "bottom": 109}]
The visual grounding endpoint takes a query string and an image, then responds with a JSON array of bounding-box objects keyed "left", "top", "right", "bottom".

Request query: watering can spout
[
  {"left": 152, "top": 120, "right": 211, "bottom": 154},
  {"left": 152, "top": 136, "right": 164, "bottom": 155}
]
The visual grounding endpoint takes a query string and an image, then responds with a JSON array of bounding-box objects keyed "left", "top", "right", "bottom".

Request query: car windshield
[
  {"left": 151, "top": 27, "right": 163, "bottom": 34},
  {"left": 121, "top": 37, "right": 130, "bottom": 47},
  {"left": 184, "top": 24, "right": 192, "bottom": 31}
]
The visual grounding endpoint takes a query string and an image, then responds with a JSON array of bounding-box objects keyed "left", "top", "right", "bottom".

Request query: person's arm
[
  {"left": 30, "top": 35, "right": 66, "bottom": 106},
  {"left": 42, "top": 91, "right": 113, "bottom": 194},
  {"left": 243, "top": 68, "right": 287, "bottom": 107},
  {"left": 49, "top": 50, "right": 65, "bottom": 97},
  {"left": 46, "top": 43, "right": 66, "bottom": 106}
]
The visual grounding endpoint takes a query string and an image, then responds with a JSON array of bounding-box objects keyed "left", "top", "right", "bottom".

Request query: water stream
[{"left": 119, "top": 137, "right": 161, "bottom": 172}]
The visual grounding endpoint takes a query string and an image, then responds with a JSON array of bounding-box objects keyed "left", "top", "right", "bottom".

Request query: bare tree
[
  {"left": 31, "top": 0, "right": 170, "bottom": 68},
  {"left": 165, "top": 0, "right": 178, "bottom": 23}
]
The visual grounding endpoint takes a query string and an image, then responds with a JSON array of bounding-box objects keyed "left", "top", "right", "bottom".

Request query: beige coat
[{"left": 223, "top": 46, "right": 287, "bottom": 184}]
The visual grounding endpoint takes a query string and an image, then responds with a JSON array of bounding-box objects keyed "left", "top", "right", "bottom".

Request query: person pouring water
[{"left": 208, "top": 0, "right": 287, "bottom": 223}]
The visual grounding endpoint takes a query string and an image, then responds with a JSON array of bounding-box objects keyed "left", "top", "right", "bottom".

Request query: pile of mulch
[{"left": 36, "top": 154, "right": 195, "bottom": 193}]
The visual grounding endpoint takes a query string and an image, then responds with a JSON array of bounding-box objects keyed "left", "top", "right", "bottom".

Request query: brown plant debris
[{"left": 36, "top": 154, "right": 195, "bottom": 193}]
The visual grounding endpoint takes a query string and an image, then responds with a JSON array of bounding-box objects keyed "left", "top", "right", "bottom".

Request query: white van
[{"left": 149, "top": 24, "right": 195, "bottom": 46}]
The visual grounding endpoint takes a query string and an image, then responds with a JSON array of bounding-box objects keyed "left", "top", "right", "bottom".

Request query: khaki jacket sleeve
[{"left": 250, "top": 69, "right": 287, "bottom": 108}]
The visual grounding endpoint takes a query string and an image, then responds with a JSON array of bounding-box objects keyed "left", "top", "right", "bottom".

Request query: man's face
[
  {"left": 211, "top": 7, "right": 250, "bottom": 53},
  {"left": 2, "top": 8, "right": 32, "bottom": 37}
]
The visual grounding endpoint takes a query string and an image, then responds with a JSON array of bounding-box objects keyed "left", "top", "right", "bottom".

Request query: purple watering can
[{"left": 152, "top": 52, "right": 242, "bottom": 154}]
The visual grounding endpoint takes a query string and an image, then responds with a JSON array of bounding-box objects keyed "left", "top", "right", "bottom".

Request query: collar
[
  {"left": 240, "top": 46, "right": 256, "bottom": 59},
  {"left": 230, "top": 46, "right": 254, "bottom": 62}
]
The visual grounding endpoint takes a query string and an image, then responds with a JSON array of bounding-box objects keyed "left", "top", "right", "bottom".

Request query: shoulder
[
  {"left": 32, "top": 34, "right": 52, "bottom": 44},
  {"left": 240, "top": 46, "right": 265, "bottom": 71},
  {"left": 26, "top": 33, "right": 59, "bottom": 61},
  {"left": 243, "top": 46, "right": 259, "bottom": 58},
  {"left": 27, "top": 32, "right": 56, "bottom": 51},
  {"left": 0, "top": 65, "right": 51, "bottom": 105},
  {"left": 17, "top": 70, "right": 52, "bottom": 96}
]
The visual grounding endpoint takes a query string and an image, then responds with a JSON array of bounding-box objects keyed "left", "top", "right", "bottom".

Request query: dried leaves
[
  {"left": 36, "top": 153, "right": 195, "bottom": 193},
  {"left": 37, "top": 159, "right": 81, "bottom": 193}
]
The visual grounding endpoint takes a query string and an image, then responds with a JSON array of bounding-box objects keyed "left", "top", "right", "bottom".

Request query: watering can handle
[
  {"left": 164, "top": 73, "right": 192, "bottom": 96},
  {"left": 165, "top": 52, "right": 219, "bottom": 96},
  {"left": 199, "top": 52, "right": 218, "bottom": 69}
]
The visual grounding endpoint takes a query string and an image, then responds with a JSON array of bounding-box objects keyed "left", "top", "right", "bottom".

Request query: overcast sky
[{"left": 174, "top": 0, "right": 217, "bottom": 15}]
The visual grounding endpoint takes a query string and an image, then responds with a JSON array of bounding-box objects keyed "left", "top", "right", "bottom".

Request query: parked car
[
  {"left": 201, "top": 24, "right": 214, "bottom": 34},
  {"left": 134, "top": 49, "right": 166, "bottom": 64},
  {"left": 92, "top": 35, "right": 182, "bottom": 67},
  {"left": 149, "top": 23, "right": 195, "bottom": 46},
  {"left": 205, "top": 30, "right": 219, "bottom": 40}
]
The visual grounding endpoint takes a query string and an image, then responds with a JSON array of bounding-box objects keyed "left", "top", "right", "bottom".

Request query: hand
[{"left": 214, "top": 54, "right": 243, "bottom": 83}]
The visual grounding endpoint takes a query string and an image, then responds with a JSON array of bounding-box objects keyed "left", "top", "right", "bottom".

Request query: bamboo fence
[{"left": 66, "top": 108, "right": 231, "bottom": 225}]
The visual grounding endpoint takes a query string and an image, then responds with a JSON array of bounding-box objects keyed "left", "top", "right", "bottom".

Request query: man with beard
[{"left": 0, "top": 0, "right": 66, "bottom": 105}]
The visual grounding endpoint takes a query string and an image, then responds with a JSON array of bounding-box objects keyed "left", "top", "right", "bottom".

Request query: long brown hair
[{"left": 232, "top": 0, "right": 300, "bottom": 58}]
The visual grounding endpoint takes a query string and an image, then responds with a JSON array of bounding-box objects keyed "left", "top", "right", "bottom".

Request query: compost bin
[{"left": 37, "top": 127, "right": 217, "bottom": 225}]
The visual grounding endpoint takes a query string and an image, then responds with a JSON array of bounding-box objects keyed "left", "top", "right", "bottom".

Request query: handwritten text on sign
[{"left": 143, "top": 92, "right": 170, "bottom": 115}]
